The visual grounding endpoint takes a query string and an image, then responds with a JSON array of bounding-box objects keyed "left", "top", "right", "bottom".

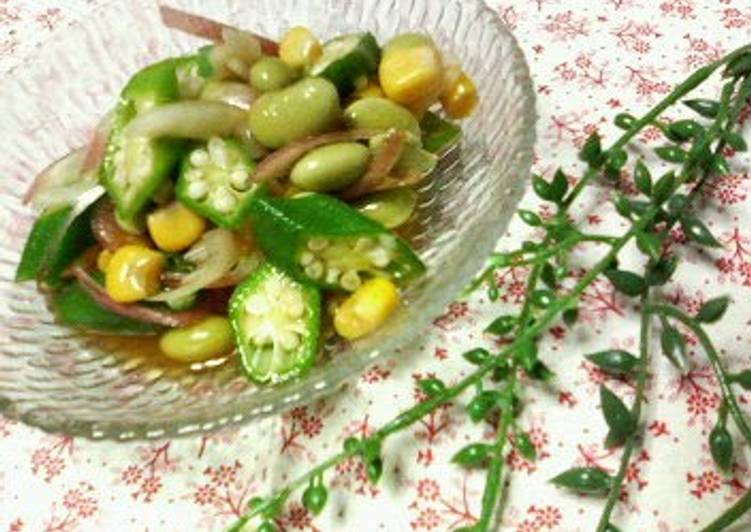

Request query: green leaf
[
  {"left": 302, "top": 484, "right": 328, "bottom": 515},
  {"left": 585, "top": 350, "right": 640, "bottom": 376},
  {"left": 605, "top": 524, "right": 624, "bottom": 532},
  {"left": 419, "top": 378, "right": 447, "bottom": 397},
  {"left": 343, "top": 437, "right": 360, "bottom": 453},
  {"left": 696, "top": 296, "right": 730, "bottom": 323},
  {"left": 652, "top": 171, "right": 676, "bottom": 204},
  {"left": 683, "top": 98, "right": 719, "bottom": 118},
  {"left": 633, "top": 159, "right": 652, "bottom": 196},
  {"left": 527, "top": 361, "right": 554, "bottom": 381},
  {"left": 491, "top": 360, "right": 512, "bottom": 382},
  {"left": 550, "top": 467, "right": 612, "bottom": 494},
  {"left": 614, "top": 196, "right": 632, "bottom": 219},
  {"left": 724, "top": 53, "right": 751, "bottom": 78},
  {"left": 467, "top": 391, "right": 501, "bottom": 422},
  {"left": 516, "top": 431, "right": 537, "bottom": 461},
  {"left": 532, "top": 174, "right": 553, "bottom": 201},
  {"left": 600, "top": 385, "right": 636, "bottom": 448},
  {"left": 614, "top": 113, "right": 637, "bottom": 130},
  {"left": 681, "top": 216, "right": 722, "bottom": 247},
  {"left": 515, "top": 338, "right": 538, "bottom": 373},
  {"left": 519, "top": 209, "right": 543, "bottom": 226},
  {"left": 665, "top": 119, "right": 703, "bottom": 142},
  {"left": 463, "top": 348, "right": 492, "bottom": 365},
  {"left": 730, "top": 369, "right": 751, "bottom": 390},
  {"left": 710, "top": 154, "right": 731, "bottom": 175},
  {"left": 366, "top": 457, "right": 383, "bottom": 484},
  {"left": 604, "top": 269, "right": 645, "bottom": 297},
  {"left": 452, "top": 443, "right": 491, "bottom": 468},
  {"left": 709, "top": 424, "right": 734, "bottom": 472},
  {"left": 661, "top": 327, "right": 688, "bottom": 372},
  {"left": 606, "top": 148, "right": 628, "bottom": 171},
  {"left": 723, "top": 131, "right": 747, "bottom": 152},
  {"left": 563, "top": 307, "right": 579, "bottom": 328},
  {"left": 485, "top": 315, "right": 517, "bottom": 336},
  {"left": 655, "top": 145, "right": 688, "bottom": 163},
  {"left": 636, "top": 231, "right": 662, "bottom": 261},
  {"left": 258, "top": 521, "right": 278, "bottom": 532},
  {"left": 667, "top": 193, "right": 689, "bottom": 215},
  {"left": 646, "top": 256, "right": 678, "bottom": 286},
  {"left": 550, "top": 169, "right": 569, "bottom": 202},
  {"left": 541, "top": 262, "right": 557, "bottom": 289},
  {"left": 580, "top": 132, "right": 603, "bottom": 166},
  {"left": 531, "top": 289, "right": 555, "bottom": 309}
]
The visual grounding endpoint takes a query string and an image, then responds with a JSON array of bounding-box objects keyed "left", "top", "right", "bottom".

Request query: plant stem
[
  {"left": 700, "top": 488, "right": 751, "bottom": 532},
  {"left": 476, "top": 375, "right": 516, "bottom": 531},
  {"left": 595, "top": 297, "right": 652, "bottom": 532},
  {"left": 646, "top": 303, "right": 751, "bottom": 444}
]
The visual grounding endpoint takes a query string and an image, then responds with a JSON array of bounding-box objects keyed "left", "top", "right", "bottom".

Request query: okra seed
[
  {"left": 190, "top": 149, "right": 210, "bottom": 167},
  {"left": 378, "top": 235, "right": 397, "bottom": 250},
  {"left": 354, "top": 237, "right": 375, "bottom": 252},
  {"left": 299, "top": 251, "right": 315, "bottom": 267},
  {"left": 208, "top": 137, "right": 230, "bottom": 168},
  {"left": 185, "top": 169, "right": 203, "bottom": 182},
  {"left": 308, "top": 238, "right": 329, "bottom": 251},
  {"left": 245, "top": 294, "right": 269, "bottom": 315},
  {"left": 213, "top": 189, "right": 237, "bottom": 213},
  {"left": 325, "top": 268, "right": 341, "bottom": 285},
  {"left": 340, "top": 270, "right": 362, "bottom": 291},
  {"left": 230, "top": 169, "right": 249, "bottom": 190},
  {"left": 279, "top": 331, "right": 300, "bottom": 350},
  {"left": 305, "top": 261, "right": 324, "bottom": 280},
  {"left": 187, "top": 180, "right": 209, "bottom": 200},
  {"left": 368, "top": 247, "right": 391, "bottom": 268}
]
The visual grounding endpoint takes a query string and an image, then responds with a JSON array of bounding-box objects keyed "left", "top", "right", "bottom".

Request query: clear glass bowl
[{"left": 0, "top": 0, "right": 535, "bottom": 440}]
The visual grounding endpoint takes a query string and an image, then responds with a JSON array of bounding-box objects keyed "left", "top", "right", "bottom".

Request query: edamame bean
[
  {"left": 159, "top": 316, "right": 234, "bottom": 363},
  {"left": 354, "top": 187, "right": 418, "bottom": 228},
  {"left": 290, "top": 142, "right": 371, "bottom": 192},
  {"left": 250, "top": 57, "right": 297, "bottom": 93},
  {"left": 249, "top": 77, "right": 341, "bottom": 149},
  {"left": 344, "top": 97, "right": 421, "bottom": 136}
]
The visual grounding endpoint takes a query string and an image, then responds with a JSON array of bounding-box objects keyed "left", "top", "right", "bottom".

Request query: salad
[{"left": 15, "top": 6, "right": 478, "bottom": 385}]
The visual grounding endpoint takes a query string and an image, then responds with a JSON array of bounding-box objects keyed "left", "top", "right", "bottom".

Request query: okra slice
[
  {"left": 420, "top": 111, "right": 462, "bottom": 154},
  {"left": 248, "top": 194, "right": 425, "bottom": 291},
  {"left": 176, "top": 137, "right": 263, "bottom": 229},
  {"left": 175, "top": 46, "right": 217, "bottom": 99},
  {"left": 230, "top": 263, "right": 321, "bottom": 384},
  {"left": 101, "top": 59, "right": 185, "bottom": 223}
]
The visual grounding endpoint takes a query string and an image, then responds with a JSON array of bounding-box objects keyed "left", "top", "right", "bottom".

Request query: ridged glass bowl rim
[{"left": 0, "top": 0, "right": 537, "bottom": 440}]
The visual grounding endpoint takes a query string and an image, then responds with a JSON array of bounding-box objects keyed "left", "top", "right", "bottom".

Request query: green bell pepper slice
[
  {"left": 176, "top": 137, "right": 264, "bottom": 229},
  {"left": 248, "top": 193, "right": 425, "bottom": 291},
  {"left": 230, "top": 262, "right": 321, "bottom": 384},
  {"left": 100, "top": 58, "right": 186, "bottom": 223},
  {"left": 53, "top": 279, "right": 161, "bottom": 335},
  {"left": 16, "top": 188, "right": 103, "bottom": 286}
]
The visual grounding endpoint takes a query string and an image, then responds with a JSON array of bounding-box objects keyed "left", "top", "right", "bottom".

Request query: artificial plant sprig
[{"left": 229, "top": 44, "right": 751, "bottom": 532}]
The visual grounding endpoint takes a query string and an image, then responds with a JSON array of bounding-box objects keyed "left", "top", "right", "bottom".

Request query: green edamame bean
[
  {"left": 290, "top": 142, "right": 371, "bottom": 192},
  {"left": 250, "top": 57, "right": 297, "bottom": 93},
  {"left": 159, "top": 316, "right": 234, "bottom": 363},
  {"left": 249, "top": 77, "right": 341, "bottom": 149},
  {"left": 344, "top": 97, "right": 421, "bottom": 136},
  {"left": 354, "top": 187, "right": 418, "bottom": 228}
]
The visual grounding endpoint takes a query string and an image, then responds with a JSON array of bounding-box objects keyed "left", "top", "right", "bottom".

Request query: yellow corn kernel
[
  {"left": 356, "top": 80, "right": 385, "bottom": 99},
  {"left": 440, "top": 71, "right": 479, "bottom": 119},
  {"left": 105, "top": 245, "right": 165, "bottom": 303},
  {"left": 334, "top": 278, "right": 400, "bottom": 340},
  {"left": 97, "top": 249, "right": 113, "bottom": 273},
  {"left": 279, "top": 27, "right": 322, "bottom": 70},
  {"left": 379, "top": 43, "right": 444, "bottom": 106},
  {"left": 147, "top": 201, "right": 206, "bottom": 253}
]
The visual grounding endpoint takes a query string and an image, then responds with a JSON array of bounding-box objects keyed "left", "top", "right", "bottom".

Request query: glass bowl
[{"left": 0, "top": 0, "right": 535, "bottom": 440}]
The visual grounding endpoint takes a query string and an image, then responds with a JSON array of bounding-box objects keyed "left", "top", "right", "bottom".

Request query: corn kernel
[
  {"left": 440, "top": 71, "right": 479, "bottom": 119},
  {"left": 379, "top": 43, "right": 444, "bottom": 106},
  {"left": 105, "top": 245, "right": 165, "bottom": 303},
  {"left": 147, "top": 201, "right": 207, "bottom": 252},
  {"left": 279, "top": 27, "right": 322, "bottom": 70},
  {"left": 334, "top": 278, "right": 400, "bottom": 340},
  {"left": 97, "top": 249, "right": 113, "bottom": 272}
]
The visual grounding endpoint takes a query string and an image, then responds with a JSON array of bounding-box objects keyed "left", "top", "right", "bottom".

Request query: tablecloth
[{"left": 2, "top": 1, "right": 751, "bottom": 530}]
